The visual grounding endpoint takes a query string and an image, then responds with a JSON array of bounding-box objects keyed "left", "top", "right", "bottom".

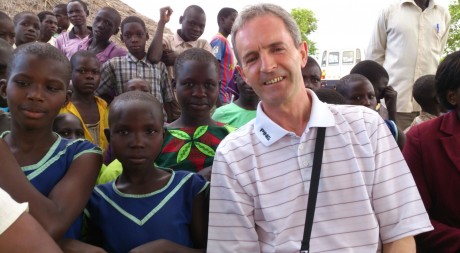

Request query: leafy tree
[
  {"left": 446, "top": 0, "right": 460, "bottom": 54},
  {"left": 290, "top": 8, "right": 318, "bottom": 55}
]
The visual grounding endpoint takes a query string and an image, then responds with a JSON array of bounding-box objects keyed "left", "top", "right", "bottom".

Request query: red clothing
[{"left": 403, "top": 110, "right": 460, "bottom": 252}]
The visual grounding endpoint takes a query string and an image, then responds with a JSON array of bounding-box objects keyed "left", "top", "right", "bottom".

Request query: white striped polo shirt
[{"left": 207, "top": 90, "right": 432, "bottom": 253}]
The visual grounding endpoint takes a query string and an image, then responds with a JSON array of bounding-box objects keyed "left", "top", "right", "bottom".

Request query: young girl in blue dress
[
  {"left": 85, "top": 91, "right": 208, "bottom": 253},
  {"left": 0, "top": 43, "right": 102, "bottom": 241}
]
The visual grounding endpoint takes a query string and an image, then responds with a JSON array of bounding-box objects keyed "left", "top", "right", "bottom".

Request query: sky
[{"left": 120, "top": 0, "right": 451, "bottom": 58}]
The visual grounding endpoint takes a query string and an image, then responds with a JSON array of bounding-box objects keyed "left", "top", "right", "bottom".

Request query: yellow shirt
[{"left": 60, "top": 96, "right": 109, "bottom": 151}]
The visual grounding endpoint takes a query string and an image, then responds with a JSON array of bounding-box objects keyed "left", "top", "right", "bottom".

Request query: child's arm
[
  {"left": 0, "top": 139, "right": 102, "bottom": 240},
  {"left": 382, "top": 85, "right": 398, "bottom": 123},
  {"left": 147, "top": 7, "right": 173, "bottom": 64}
]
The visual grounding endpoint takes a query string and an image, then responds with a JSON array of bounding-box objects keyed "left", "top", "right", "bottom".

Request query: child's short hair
[
  {"left": 121, "top": 16, "right": 146, "bottom": 33},
  {"left": 68, "top": 0, "right": 89, "bottom": 13},
  {"left": 413, "top": 75, "right": 436, "bottom": 109},
  {"left": 8, "top": 42, "right": 71, "bottom": 83},
  {"left": 0, "top": 39, "right": 13, "bottom": 78},
  {"left": 109, "top": 91, "right": 164, "bottom": 126},
  {"left": 315, "top": 88, "right": 346, "bottom": 105},
  {"left": 435, "top": 51, "right": 460, "bottom": 110},
  {"left": 70, "top": 50, "right": 99, "bottom": 68},
  {"left": 350, "top": 60, "right": 389, "bottom": 85},
  {"left": 335, "top": 74, "right": 370, "bottom": 97},
  {"left": 217, "top": 7, "right": 237, "bottom": 24},
  {"left": 0, "top": 11, "right": 12, "bottom": 22},
  {"left": 37, "top": 11, "right": 55, "bottom": 23},
  {"left": 54, "top": 3, "right": 68, "bottom": 11},
  {"left": 306, "top": 56, "right": 320, "bottom": 70},
  {"left": 174, "top": 48, "right": 219, "bottom": 76},
  {"left": 184, "top": 5, "right": 205, "bottom": 16},
  {"left": 13, "top": 11, "right": 37, "bottom": 25},
  {"left": 98, "top": 7, "right": 121, "bottom": 28}
]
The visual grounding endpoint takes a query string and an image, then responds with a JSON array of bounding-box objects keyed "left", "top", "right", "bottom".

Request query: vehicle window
[
  {"left": 328, "top": 52, "right": 339, "bottom": 65},
  {"left": 356, "top": 49, "right": 362, "bottom": 63},
  {"left": 342, "top": 51, "right": 354, "bottom": 64},
  {"left": 321, "top": 51, "right": 327, "bottom": 67}
]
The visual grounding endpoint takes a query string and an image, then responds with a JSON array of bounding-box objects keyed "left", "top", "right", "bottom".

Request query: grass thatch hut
[{"left": 1, "top": 0, "right": 171, "bottom": 47}]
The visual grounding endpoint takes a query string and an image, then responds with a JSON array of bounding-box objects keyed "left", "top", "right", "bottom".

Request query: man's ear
[
  {"left": 0, "top": 79, "right": 7, "bottom": 99},
  {"left": 299, "top": 41, "right": 308, "bottom": 68},
  {"left": 104, "top": 128, "right": 110, "bottom": 142}
]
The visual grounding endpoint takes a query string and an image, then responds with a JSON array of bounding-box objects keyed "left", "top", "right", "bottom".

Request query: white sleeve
[
  {"left": 0, "top": 188, "right": 28, "bottom": 235},
  {"left": 366, "top": 9, "right": 388, "bottom": 65},
  {"left": 207, "top": 147, "right": 261, "bottom": 252},
  {"left": 370, "top": 117, "right": 433, "bottom": 243}
]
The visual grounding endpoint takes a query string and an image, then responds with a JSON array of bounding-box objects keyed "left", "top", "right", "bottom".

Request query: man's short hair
[
  {"left": 435, "top": 51, "right": 460, "bottom": 110},
  {"left": 350, "top": 60, "right": 389, "bottom": 86},
  {"left": 306, "top": 56, "right": 320, "bottom": 70},
  {"left": 68, "top": 0, "right": 89, "bottom": 13},
  {"left": 183, "top": 5, "right": 205, "bottom": 16},
  {"left": 7, "top": 42, "right": 71, "bottom": 84},
  {"left": 174, "top": 48, "right": 219, "bottom": 76},
  {"left": 54, "top": 3, "right": 68, "bottom": 11},
  {"left": 231, "top": 4, "right": 301, "bottom": 63},
  {"left": 37, "top": 11, "right": 55, "bottom": 23}
]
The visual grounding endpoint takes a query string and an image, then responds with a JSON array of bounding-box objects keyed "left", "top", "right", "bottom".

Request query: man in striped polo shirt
[{"left": 207, "top": 3, "right": 433, "bottom": 253}]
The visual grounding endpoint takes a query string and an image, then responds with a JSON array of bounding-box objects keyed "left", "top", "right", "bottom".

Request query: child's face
[
  {"left": 0, "top": 19, "right": 15, "bottom": 46},
  {"left": 40, "top": 14, "right": 58, "bottom": 39},
  {"left": 180, "top": 9, "right": 206, "bottom": 42},
  {"left": 92, "top": 9, "right": 118, "bottom": 41},
  {"left": 301, "top": 64, "right": 322, "bottom": 91},
  {"left": 72, "top": 56, "right": 101, "bottom": 95},
  {"left": 54, "top": 114, "right": 84, "bottom": 139},
  {"left": 1, "top": 54, "right": 68, "bottom": 129},
  {"left": 235, "top": 72, "right": 258, "bottom": 100},
  {"left": 220, "top": 12, "right": 237, "bottom": 36},
  {"left": 121, "top": 22, "right": 148, "bottom": 56},
  {"left": 345, "top": 79, "right": 377, "bottom": 110},
  {"left": 175, "top": 60, "right": 219, "bottom": 118},
  {"left": 14, "top": 14, "right": 40, "bottom": 46},
  {"left": 67, "top": 2, "right": 87, "bottom": 27},
  {"left": 53, "top": 7, "right": 69, "bottom": 31},
  {"left": 110, "top": 101, "right": 164, "bottom": 170},
  {"left": 123, "top": 79, "right": 150, "bottom": 93},
  {"left": 374, "top": 76, "right": 389, "bottom": 100}
]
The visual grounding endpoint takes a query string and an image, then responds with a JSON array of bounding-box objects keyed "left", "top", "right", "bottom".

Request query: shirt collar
[
  {"left": 401, "top": 0, "right": 437, "bottom": 8},
  {"left": 254, "top": 89, "right": 335, "bottom": 146},
  {"left": 127, "top": 52, "right": 149, "bottom": 64},
  {"left": 174, "top": 31, "right": 198, "bottom": 48}
]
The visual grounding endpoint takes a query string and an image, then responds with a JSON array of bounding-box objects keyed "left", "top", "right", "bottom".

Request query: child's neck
[
  {"left": 6, "top": 126, "right": 57, "bottom": 166},
  {"left": 177, "top": 29, "right": 192, "bottom": 42},
  {"left": 88, "top": 37, "right": 110, "bottom": 54},
  {"left": 234, "top": 96, "right": 259, "bottom": 111},
  {"left": 168, "top": 115, "right": 216, "bottom": 128},
  {"left": 116, "top": 166, "right": 171, "bottom": 195},
  {"left": 130, "top": 51, "right": 146, "bottom": 60},
  {"left": 422, "top": 106, "right": 441, "bottom": 117},
  {"left": 218, "top": 28, "right": 229, "bottom": 38},
  {"left": 71, "top": 91, "right": 97, "bottom": 104}
]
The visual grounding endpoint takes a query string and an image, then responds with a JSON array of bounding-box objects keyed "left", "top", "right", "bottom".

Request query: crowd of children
[{"left": 0, "top": 1, "right": 458, "bottom": 252}]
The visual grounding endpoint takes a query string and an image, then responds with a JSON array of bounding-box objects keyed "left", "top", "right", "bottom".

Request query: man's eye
[{"left": 118, "top": 130, "right": 129, "bottom": 135}]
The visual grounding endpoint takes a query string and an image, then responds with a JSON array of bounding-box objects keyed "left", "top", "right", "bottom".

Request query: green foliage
[
  {"left": 446, "top": 0, "right": 460, "bottom": 54},
  {"left": 290, "top": 8, "right": 318, "bottom": 55}
]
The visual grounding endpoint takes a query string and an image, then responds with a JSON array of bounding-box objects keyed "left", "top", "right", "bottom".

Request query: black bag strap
[{"left": 300, "top": 127, "right": 326, "bottom": 253}]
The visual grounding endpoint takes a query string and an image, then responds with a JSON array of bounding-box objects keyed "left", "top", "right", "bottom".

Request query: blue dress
[
  {"left": 86, "top": 170, "right": 209, "bottom": 253},
  {"left": 1, "top": 132, "right": 102, "bottom": 238}
]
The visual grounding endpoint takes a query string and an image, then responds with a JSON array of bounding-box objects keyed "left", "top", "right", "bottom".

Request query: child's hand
[
  {"left": 159, "top": 6, "right": 173, "bottom": 24},
  {"left": 161, "top": 49, "right": 177, "bottom": 66},
  {"left": 383, "top": 86, "right": 397, "bottom": 113}
]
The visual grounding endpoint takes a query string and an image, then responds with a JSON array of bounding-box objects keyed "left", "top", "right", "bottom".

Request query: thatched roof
[{"left": 1, "top": 0, "right": 172, "bottom": 47}]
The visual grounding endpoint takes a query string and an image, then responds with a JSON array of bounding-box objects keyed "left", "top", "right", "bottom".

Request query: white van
[{"left": 320, "top": 48, "right": 364, "bottom": 84}]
